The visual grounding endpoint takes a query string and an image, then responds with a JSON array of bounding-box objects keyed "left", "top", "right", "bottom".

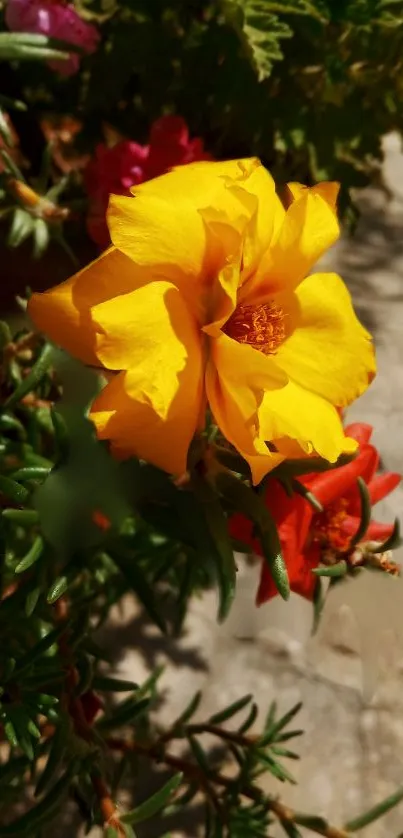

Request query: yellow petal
[
  {"left": 132, "top": 157, "right": 277, "bottom": 245},
  {"left": 109, "top": 160, "right": 254, "bottom": 273},
  {"left": 234, "top": 162, "right": 284, "bottom": 281},
  {"left": 274, "top": 433, "right": 358, "bottom": 459},
  {"left": 274, "top": 272, "right": 376, "bottom": 407},
  {"left": 132, "top": 158, "right": 260, "bottom": 198},
  {"left": 259, "top": 380, "right": 357, "bottom": 463},
  {"left": 108, "top": 158, "right": 280, "bottom": 323},
  {"left": 201, "top": 163, "right": 284, "bottom": 333},
  {"left": 202, "top": 241, "right": 241, "bottom": 338},
  {"left": 90, "top": 283, "right": 203, "bottom": 474},
  {"left": 28, "top": 248, "right": 144, "bottom": 365},
  {"left": 286, "top": 181, "right": 340, "bottom": 210},
  {"left": 92, "top": 280, "right": 200, "bottom": 386},
  {"left": 246, "top": 183, "right": 340, "bottom": 303},
  {"left": 206, "top": 334, "right": 286, "bottom": 483},
  {"left": 90, "top": 370, "right": 201, "bottom": 475}
]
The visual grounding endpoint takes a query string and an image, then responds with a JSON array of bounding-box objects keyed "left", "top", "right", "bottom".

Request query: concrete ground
[{"left": 60, "top": 135, "right": 403, "bottom": 836}]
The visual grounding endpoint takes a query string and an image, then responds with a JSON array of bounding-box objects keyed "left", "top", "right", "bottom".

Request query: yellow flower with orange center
[{"left": 28, "top": 159, "right": 375, "bottom": 482}]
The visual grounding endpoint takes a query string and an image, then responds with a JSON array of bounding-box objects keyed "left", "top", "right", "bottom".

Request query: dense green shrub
[{"left": 2, "top": 0, "right": 403, "bottom": 257}]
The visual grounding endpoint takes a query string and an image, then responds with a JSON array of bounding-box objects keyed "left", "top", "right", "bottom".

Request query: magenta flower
[
  {"left": 5, "top": 0, "right": 100, "bottom": 75},
  {"left": 84, "top": 115, "right": 212, "bottom": 248}
]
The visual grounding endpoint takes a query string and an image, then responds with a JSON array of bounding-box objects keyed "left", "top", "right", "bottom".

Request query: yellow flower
[{"left": 28, "top": 159, "right": 375, "bottom": 483}]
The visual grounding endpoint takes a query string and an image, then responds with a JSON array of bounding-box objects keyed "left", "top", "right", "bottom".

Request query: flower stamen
[
  {"left": 224, "top": 302, "right": 285, "bottom": 354},
  {"left": 312, "top": 498, "right": 351, "bottom": 553}
]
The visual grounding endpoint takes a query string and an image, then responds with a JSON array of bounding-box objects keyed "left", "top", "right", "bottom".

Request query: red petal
[
  {"left": 149, "top": 115, "right": 189, "bottom": 148},
  {"left": 358, "top": 444, "right": 379, "bottom": 485},
  {"left": 229, "top": 482, "right": 311, "bottom": 559},
  {"left": 256, "top": 561, "right": 277, "bottom": 603},
  {"left": 257, "top": 544, "right": 319, "bottom": 604},
  {"left": 344, "top": 423, "right": 373, "bottom": 445},
  {"left": 365, "top": 520, "right": 395, "bottom": 541},
  {"left": 339, "top": 515, "right": 395, "bottom": 543},
  {"left": 339, "top": 514, "right": 361, "bottom": 540},
  {"left": 304, "top": 449, "right": 372, "bottom": 507},
  {"left": 229, "top": 513, "right": 260, "bottom": 554},
  {"left": 145, "top": 116, "right": 209, "bottom": 179},
  {"left": 264, "top": 479, "right": 302, "bottom": 524},
  {"left": 293, "top": 545, "right": 320, "bottom": 600},
  {"left": 344, "top": 444, "right": 380, "bottom": 515},
  {"left": 368, "top": 472, "right": 401, "bottom": 506},
  {"left": 256, "top": 484, "right": 314, "bottom": 604},
  {"left": 265, "top": 482, "right": 313, "bottom": 559},
  {"left": 232, "top": 481, "right": 315, "bottom": 604}
]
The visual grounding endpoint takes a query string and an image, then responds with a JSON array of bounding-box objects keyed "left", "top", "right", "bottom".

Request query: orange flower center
[
  {"left": 224, "top": 302, "right": 286, "bottom": 354},
  {"left": 312, "top": 498, "right": 351, "bottom": 553}
]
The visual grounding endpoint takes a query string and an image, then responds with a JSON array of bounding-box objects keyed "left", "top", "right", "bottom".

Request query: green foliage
[
  {"left": 216, "top": 470, "right": 290, "bottom": 599},
  {"left": 222, "top": 0, "right": 294, "bottom": 81},
  {"left": 344, "top": 785, "right": 403, "bottom": 831},
  {"left": 2, "top": 0, "right": 403, "bottom": 256},
  {"left": 0, "top": 32, "right": 75, "bottom": 63},
  {"left": 121, "top": 773, "right": 183, "bottom": 825}
]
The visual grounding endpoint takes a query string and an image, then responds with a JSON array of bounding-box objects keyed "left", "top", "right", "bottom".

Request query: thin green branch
[{"left": 106, "top": 737, "right": 350, "bottom": 838}]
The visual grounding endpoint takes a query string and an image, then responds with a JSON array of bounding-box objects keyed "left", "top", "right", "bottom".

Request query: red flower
[
  {"left": 230, "top": 423, "right": 400, "bottom": 604},
  {"left": 84, "top": 115, "right": 212, "bottom": 248}
]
